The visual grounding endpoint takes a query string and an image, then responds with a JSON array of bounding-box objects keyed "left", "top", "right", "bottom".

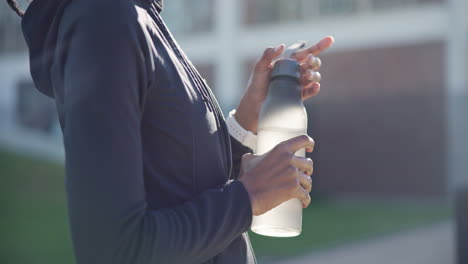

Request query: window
[
  {"left": 245, "top": 0, "right": 299, "bottom": 25},
  {"left": 244, "top": 0, "right": 443, "bottom": 25},
  {"left": 318, "top": 0, "right": 360, "bottom": 15},
  {"left": 297, "top": 0, "right": 320, "bottom": 21},
  {"left": 371, "top": 0, "right": 442, "bottom": 10},
  {"left": 244, "top": 0, "right": 363, "bottom": 25}
]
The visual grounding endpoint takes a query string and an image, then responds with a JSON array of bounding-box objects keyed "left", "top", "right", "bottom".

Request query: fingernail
[
  {"left": 274, "top": 44, "right": 283, "bottom": 53},
  {"left": 308, "top": 70, "right": 321, "bottom": 82},
  {"left": 309, "top": 56, "right": 322, "bottom": 69}
]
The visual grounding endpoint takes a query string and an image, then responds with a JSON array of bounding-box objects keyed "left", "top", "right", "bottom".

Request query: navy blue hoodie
[{"left": 21, "top": 0, "right": 256, "bottom": 263}]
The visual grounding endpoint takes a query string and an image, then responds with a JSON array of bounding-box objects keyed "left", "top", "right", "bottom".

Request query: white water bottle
[{"left": 251, "top": 44, "right": 307, "bottom": 237}]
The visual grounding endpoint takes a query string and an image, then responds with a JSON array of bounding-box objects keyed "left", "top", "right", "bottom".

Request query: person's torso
[
  {"left": 139, "top": 6, "right": 230, "bottom": 212},
  {"left": 127, "top": 3, "right": 255, "bottom": 263}
]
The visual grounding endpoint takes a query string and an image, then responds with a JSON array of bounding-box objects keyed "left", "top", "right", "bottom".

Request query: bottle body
[{"left": 251, "top": 64, "right": 308, "bottom": 237}]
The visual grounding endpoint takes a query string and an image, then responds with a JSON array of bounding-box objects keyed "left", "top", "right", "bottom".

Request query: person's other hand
[
  {"left": 235, "top": 36, "right": 334, "bottom": 133},
  {"left": 238, "top": 135, "right": 314, "bottom": 216}
]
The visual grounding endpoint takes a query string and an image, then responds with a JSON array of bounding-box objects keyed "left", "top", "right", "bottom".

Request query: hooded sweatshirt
[{"left": 21, "top": 0, "right": 256, "bottom": 263}]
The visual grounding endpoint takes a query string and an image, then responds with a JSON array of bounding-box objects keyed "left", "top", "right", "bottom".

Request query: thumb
[
  {"left": 256, "top": 44, "right": 285, "bottom": 71},
  {"left": 240, "top": 153, "right": 256, "bottom": 177},
  {"left": 241, "top": 153, "right": 256, "bottom": 163}
]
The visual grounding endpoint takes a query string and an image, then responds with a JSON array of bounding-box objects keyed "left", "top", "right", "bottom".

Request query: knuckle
[
  {"left": 313, "top": 71, "right": 321, "bottom": 82},
  {"left": 293, "top": 176, "right": 301, "bottom": 186},
  {"left": 254, "top": 61, "right": 264, "bottom": 71},
  {"left": 275, "top": 142, "right": 289, "bottom": 154},
  {"left": 242, "top": 153, "right": 252, "bottom": 159},
  {"left": 303, "top": 174, "right": 312, "bottom": 187},
  {"left": 309, "top": 136, "right": 315, "bottom": 144},
  {"left": 309, "top": 137, "right": 315, "bottom": 148},
  {"left": 280, "top": 142, "right": 289, "bottom": 151},
  {"left": 273, "top": 142, "right": 284, "bottom": 152},
  {"left": 291, "top": 51, "right": 299, "bottom": 59},
  {"left": 310, "top": 56, "right": 322, "bottom": 69},
  {"left": 264, "top": 47, "right": 273, "bottom": 55},
  {"left": 307, "top": 159, "right": 314, "bottom": 174},
  {"left": 290, "top": 182, "right": 299, "bottom": 193},
  {"left": 316, "top": 57, "right": 322, "bottom": 67},
  {"left": 283, "top": 152, "right": 294, "bottom": 163},
  {"left": 287, "top": 165, "right": 298, "bottom": 175},
  {"left": 299, "top": 188, "right": 308, "bottom": 200},
  {"left": 300, "top": 135, "right": 313, "bottom": 145},
  {"left": 241, "top": 153, "right": 253, "bottom": 162}
]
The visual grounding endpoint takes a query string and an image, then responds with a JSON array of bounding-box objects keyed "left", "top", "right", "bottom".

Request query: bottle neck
[{"left": 268, "top": 77, "right": 302, "bottom": 102}]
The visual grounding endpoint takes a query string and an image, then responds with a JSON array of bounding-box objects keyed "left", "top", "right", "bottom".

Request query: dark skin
[
  {"left": 236, "top": 36, "right": 335, "bottom": 215},
  {"left": 235, "top": 36, "right": 335, "bottom": 133},
  {"left": 239, "top": 135, "right": 315, "bottom": 216}
]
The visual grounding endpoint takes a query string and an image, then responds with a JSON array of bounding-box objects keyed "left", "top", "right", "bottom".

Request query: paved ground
[{"left": 264, "top": 221, "right": 455, "bottom": 264}]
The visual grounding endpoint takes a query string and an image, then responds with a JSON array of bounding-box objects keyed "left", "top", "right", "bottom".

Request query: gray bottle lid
[
  {"left": 270, "top": 41, "right": 305, "bottom": 80},
  {"left": 271, "top": 59, "right": 300, "bottom": 80}
]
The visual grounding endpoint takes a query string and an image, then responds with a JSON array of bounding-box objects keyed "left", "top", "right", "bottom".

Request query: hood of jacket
[{"left": 21, "top": 0, "right": 163, "bottom": 98}]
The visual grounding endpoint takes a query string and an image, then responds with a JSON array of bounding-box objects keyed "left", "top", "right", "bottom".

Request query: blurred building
[
  {"left": 162, "top": 0, "right": 467, "bottom": 199},
  {"left": 1, "top": 0, "right": 467, "bottom": 198},
  {"left": 0, "top": 3, "right": 64, "bottom": 161}
]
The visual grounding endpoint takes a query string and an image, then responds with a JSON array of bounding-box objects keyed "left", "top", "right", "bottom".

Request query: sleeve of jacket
[
  {"left": 229, "top": 136, "right": 253, "bottom": 179},
  {"left": 60, "top": 3, "right": 252, "bottom": 264}
]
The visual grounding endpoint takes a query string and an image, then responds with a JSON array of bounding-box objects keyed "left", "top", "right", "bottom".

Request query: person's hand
[
  {"left": 238, "top": 135, "right": 314, "bottom": 216},
  {"left": 247, "top": 36, "right": 334, "bottom": 102},
  {"left": 235, "top": 36, "right": 335, "bottom": 133}
]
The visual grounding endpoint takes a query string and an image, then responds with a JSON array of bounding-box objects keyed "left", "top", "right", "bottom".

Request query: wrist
[
  {"left": 239, "top": 178, "right": 260, "bottom": 216},
  {"left": 235, "top": 92, "right": 263, "bottom": 133},
  {"left": 243, "top": 86, "right": 266, "bottom": 105}
]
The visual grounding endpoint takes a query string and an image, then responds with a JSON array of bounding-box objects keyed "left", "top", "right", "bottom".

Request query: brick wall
[{"left": 308, "top": 42, "right": 446, "bottom": 197}]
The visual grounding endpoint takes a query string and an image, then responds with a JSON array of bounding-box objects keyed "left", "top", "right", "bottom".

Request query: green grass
[
  {"left": 0, "top": 148, "right": 451, "bottom": 263},
  {"left": 249, "top": 200, "right": 451, "bottom": 257},
  {"left": 0, "top": 149, "right": 73, "bottom": 264}
]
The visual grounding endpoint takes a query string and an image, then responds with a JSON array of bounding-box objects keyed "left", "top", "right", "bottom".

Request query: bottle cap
[{"left": 271, "top": 59, "right": 300, "bottom": 80}]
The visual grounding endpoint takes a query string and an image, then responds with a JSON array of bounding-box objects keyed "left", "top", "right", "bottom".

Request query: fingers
[
  {"left": 302, "top": 55, "right": 322, "bottom": 71},
  {"left": 255, "top": 44, "right": 285, "bottom": 71},
  {"left": 280, "top": 135, "right": 315, "bottom": 153},
  {"left": 292, "top": 36, "right": 335, "bottom": 62},
  {"left": 301, "top": 82, "right": 320, "bottom": 101},
  {"left": 298, "top": 171, "right": 312, "bottom": 193},
  {"left": 295, "top": 179, "right": 312, "bottom": 208},
  {"left": 286, "top": 167, "right": 312, "bottom": 208},
  {"left": 301, "top": 69, "right": 321, "bottom": 84},
  {"left": 299, "top": 54, "right": 322, "bottom": 100},
  {"left": 300, "top": 190, "right": 312, "bottom": 208},
  {"left": 300, "top": 55, "right": 322, "bottom": 80},
  {"left": 291, "top": 156, "right": 313, "bottom": 176}
]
